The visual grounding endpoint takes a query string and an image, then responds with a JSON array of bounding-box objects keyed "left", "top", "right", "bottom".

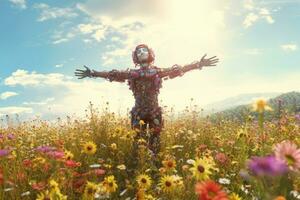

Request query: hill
[{"left": 210, "top": 91, "right": 300, "bottom": 121}]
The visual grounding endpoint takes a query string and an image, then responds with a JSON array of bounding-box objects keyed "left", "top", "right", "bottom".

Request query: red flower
[
  {"left": 22, "top": 159, "right": 32, "bottom": 168},
  {"left": 32, "top": 181, "right": 46, "bottom": 191},
  {"left": 92, "top": 169, "right": 106, "bottom": 176},
  {"left": 195, "top": 180, "right": 228, "bottom": 200},
  {"left": 0, "top": 171, "right": 3, "bottom": 185},
  {"left": 65, "top": 160, "right": 81, "bottom": 168}
]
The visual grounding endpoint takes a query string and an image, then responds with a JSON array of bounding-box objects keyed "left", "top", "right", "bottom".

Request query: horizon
[{"left": 1, "top": 0, "right": 300, "bottom": 121}]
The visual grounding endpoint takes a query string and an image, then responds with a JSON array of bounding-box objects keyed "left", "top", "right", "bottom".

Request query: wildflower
[
  {"left": 158, "top": 175, "right": 176, "bottom": 193},
  {"left": 23, "top": 159, "right": 33, "bottom": 168},
  {"left": 31, "top": 181, "right": 46, "bottom": 191},
  {"left": 218, "top": 178, "right": 230, "bottom": 185},
  {"left": 247, "top": 156, "right": 288, "bottom": 176},
  {"left": 7, "top": 133, "right": 15, "bottom": 140},
  {"left": 190, "top": 157, "right": 216, "bottom": 181},
  {"left": 117, "top": 164, "right": 126, "bottom": 170},
  {"left": 0, "top": 171, "right": 3, "bottom": 185},
  {"left": 162, "top": 158, "right": 176, "bottom": 171},
  {"left": 21, "top": 191, "right": 30, "bottom": 196},
  {"left": 195, "top": 180, "right": 228, "bottom": 200},
  {"left": 64, "top": 150, "right": 74, "bottom": 160},
  {"left": 92, "top": 169, "right": 106, "bottom": 176},
  {"left": 229, "top": 193, "right": 242, "bottom": 200},
  {"left": 46, "top": 151, "right": 65, "bottom": 159},
  {"left": 35, "top": 145, "right": 56, "bottom": 153},
  {"left": 64, "top": 160, "right": 81, "bottom": 168},
  {"left": 0, "top": 149, "right": 10, "bottom": 157},
  {"left": 82, "top": 141, "right": 97, "bottom": 155},
  {"left": 48, "top": 179, "right": 67, "bottom": 200},
  {"left": 252, "top": 98, "right": 272, "bottom": 113},
  {"left": 274, "top": 140, "right": 300, "bottom": 171},
  {"left": 83, "top": 181, "right": 98, "bottom": 200},
  {"left": 49, "top": 179, "right": 59, "bottom": 192},
  {"left": 139, "top": 120, "right": 145, "bottom": 126},
  {"left": 89, "top": 164, "right": 101, "bottom": 168},
  {"left": 136, "top": 174, "right": 152, "bottom": 190},
  {"left": 102, "top": 175, "right": 118, "bottom": 194},
  {"left": 36, "top": 190, "right": 51, "bottom": 200},
  {"left": 110, "top": 143, "right": 117, "bottom": 150},
  {"left": 187, "top": 159, "right": 195, "bottom": 165},
  {"left": 215, "top": 152, "right": 228, "bottom": 165}
]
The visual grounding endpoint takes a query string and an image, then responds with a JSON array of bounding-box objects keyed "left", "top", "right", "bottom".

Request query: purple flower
[
  {"left": 35, "top": 145, "right": 56, "bottom": 153},
  {"left": 0, "top": 149, "right": 10, "bottom": 157},
  {"left": 248, "top": 155, "right": 288, "bottom": 176},
  {"left": 295, "top": 114, "right": 300, "bottom": 121},
  {"left": 7, "top": 133, "right": 15, "bottom": 140}
]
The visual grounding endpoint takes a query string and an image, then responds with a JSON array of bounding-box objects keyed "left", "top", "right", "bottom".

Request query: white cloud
[
  {"left": 75, "top": 0, "right": 228, "bottom": 69},
  {"left": 0, "top": 106, "right": 32, "bottom": 116},
  {"left": 242, "top": 0, "right": 275, "bottom": 28},
  {"left": 55, "top": 64, "right": 63, "bottom": 68},
  {"left": 243, "top": 13, "right": 259, "bottom": 28},
  {"left": 23, "top": 98, "right": 55, "bottom": 105},
  {"left": 52, "top": 31, "right": 75, "bottom": 45},
  {"left": 281, "top": 44, "right": 298, "bottom": 52},
  {"left": 34, "top": 3, "right": 78, "bottom": 22},
  {"left": 4, "top": 69, "right": 71, "bottom": 86},
  {"left": 9, "top": 0, "right": 26, "bottom": 9},
  {"left": 0, "top": 91, "right": 19, "bottom": 100}
]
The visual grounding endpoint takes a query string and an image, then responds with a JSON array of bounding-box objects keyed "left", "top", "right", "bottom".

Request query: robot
[{"left": 75, "top": 44, "right": 219, "bottom": 156}]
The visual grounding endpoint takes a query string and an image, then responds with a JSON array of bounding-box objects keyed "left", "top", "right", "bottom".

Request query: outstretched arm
[
  {"left": 159, "top": 54, "right": 219, "bottom": 79},
  {"left": 75, "top": 66, "right": 130, "bottom": 82}
]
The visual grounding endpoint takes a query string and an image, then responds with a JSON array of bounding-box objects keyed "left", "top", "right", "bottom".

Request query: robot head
[{"left": 132, "top": 44, "right": 155, "bottom": 66}]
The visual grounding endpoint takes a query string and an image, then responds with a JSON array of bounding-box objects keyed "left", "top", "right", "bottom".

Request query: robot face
[{"left": 136, "top": 47, "right": 149, "bottom": 62}]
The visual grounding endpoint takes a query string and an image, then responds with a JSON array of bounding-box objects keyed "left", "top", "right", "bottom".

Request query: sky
[{"left": 0, "top": 0, "right": 300, "bottom": 121}]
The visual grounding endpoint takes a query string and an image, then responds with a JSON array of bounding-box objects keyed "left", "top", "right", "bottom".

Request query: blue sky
[{"left": 0, "top": 0, "right": 299, "bottom": 121}]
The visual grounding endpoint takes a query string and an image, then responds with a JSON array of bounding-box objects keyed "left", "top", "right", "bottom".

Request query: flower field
[{"left": 0, "top": 100, "right": 300, "bottom": 200}]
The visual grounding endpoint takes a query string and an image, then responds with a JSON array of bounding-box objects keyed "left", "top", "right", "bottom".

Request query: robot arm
[
  {"left": 75, "top": 66, "right": 131, "bottom": 82},
  {"left": 159, "top": 54, "right": 219, "bottom": 79}
]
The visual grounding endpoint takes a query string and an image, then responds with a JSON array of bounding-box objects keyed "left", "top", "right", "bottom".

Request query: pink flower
[
  {"left": 46, "top": 151, "right": 65, "bottom": 159},
  {"left": 215, "top": 152, "right": 228, "bottom": 165},
  {"left": 274, "top": 140, "right": 300, "bottom": 171}
]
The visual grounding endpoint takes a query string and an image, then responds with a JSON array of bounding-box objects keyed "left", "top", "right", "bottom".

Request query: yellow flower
[
  {"left": 158, "top": 175, "right": 176, "bottom": 193},
  {"left": 48, "top": 179, "right": 67, "bottom": 200},
  {"left": 36, "top": 190, "right": 51, "bottom": 200},
  {"left": 136, "top": 174, "right": 152, "bottom": 190},
  {"left": 64, "top": 150, "right": 74, "bottom": 160},
  {"left": 117, "top": 164, "right": 126, "bottom": 170},
  {"left": 82, "top": 141, "right": 97, "bottom": 155},
  {"left": 252, "top": 98, "right": 273, "bottom": 113},
  {"left": 49, "top": 179, "right": 59, "bottom": 191},
  {"left": 83, "top": 181, "right": 98, "bottom": 200},
  {"left": 110, "top": 143, "right": 117, "bottom": 150},
  {"left": 162, "top": 158, "right": 176, "bottom": 171},
  {"left": 229, "top": 193, "right": 242, "bottom": 200},
  {"left": 102, "top": 175, "right": 118, "bottom": 194},
  {"left": 139, "top": 120, "right": 145, "bottom": 126},
  {"left": 190, "top": 157, "right": 216, "bottom": 181}
]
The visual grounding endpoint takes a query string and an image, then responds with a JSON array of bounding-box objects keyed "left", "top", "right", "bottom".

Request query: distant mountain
[
  {"left": 203, "top": 92, "right": 281, "bottom": 114},
  {"left": 209, "top": 91, "right": 300, "bottom": 121}
]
